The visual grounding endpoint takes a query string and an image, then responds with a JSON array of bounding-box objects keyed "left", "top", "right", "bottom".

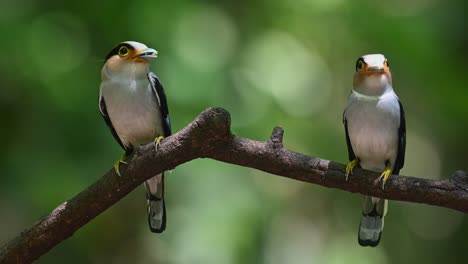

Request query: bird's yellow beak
[{"left": 134, "top": 48, "right": 158, "bottom": 62}]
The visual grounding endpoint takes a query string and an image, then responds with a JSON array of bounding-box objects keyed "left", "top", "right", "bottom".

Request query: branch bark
[{"left": 1, "top": 107, "right": 467, "bottom": 263}]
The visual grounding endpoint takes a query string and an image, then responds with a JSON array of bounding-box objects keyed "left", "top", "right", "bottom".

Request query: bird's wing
[
  {"left": 393, "top": 100, "right": 406, "bottom": 174},
  {"left": 147, "top": 72, "right": 171, "bottom": 137},
  {"left": 343, "top": 113, "right": 356, "bottom": 161},
  {"left": 99, "top": 91, "right": 126, "bottom": 150},
  {"left": 145, "top": 72, "right": 170, "bottom": 234}
]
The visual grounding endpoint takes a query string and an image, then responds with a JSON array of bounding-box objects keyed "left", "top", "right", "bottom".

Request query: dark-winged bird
[
  {"left": 99, "top": 41, "right": 171, "bottom": 233},
  {"left": 344, "top": 54, "right": 406, "bottom": 247}
]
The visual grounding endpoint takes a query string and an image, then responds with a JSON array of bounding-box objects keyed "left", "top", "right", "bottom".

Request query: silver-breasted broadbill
[
  {"left": 343, "top": 54, "right": 406, "bottom": 247},
  {"left": 99, "top": 41, "right": 171, "bottom": 233}
]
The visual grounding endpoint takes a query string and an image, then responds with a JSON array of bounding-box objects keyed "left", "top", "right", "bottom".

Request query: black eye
[
  {"left": 385, "top": 59, "right": 390, "bottom": 67},
  {"left": 355, "top": 59, "right": 365, "bottom": 72},
  {"left": 118, "top": 46, "right": 129, "bottom": 56}
]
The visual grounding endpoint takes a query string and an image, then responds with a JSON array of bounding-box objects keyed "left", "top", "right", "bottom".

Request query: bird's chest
[
  {"left": 345, "top": 98, "right": 400, "bottom": 170},
  {"left": 101, "top": 79, "right": 163, "bottom": 148}
]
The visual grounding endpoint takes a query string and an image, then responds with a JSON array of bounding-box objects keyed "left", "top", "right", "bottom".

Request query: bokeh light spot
[
  {"left": 240, "top": 31, "right": 332, "bottom": 117},
  {"left": 403, "top": 129, "right": 441, "bottom": 179},
  {"left": 173, "top": 5, "right": 237, "bottom": 72},
  {"left": 264, "top": 214, "right": 324, "bottom": 264},
  {"left": 27, "top": 12, "right": 90, "bottom": 78},
  {"left": 404, "top": 205, "right": 464, "bottom": 240}
]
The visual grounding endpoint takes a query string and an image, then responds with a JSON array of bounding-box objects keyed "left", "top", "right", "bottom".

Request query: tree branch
[{"left": 1, "top": 107, "right": 467, "bottom": 263}]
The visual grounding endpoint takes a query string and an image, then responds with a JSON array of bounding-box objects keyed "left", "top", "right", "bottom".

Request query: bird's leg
[
  {"left": 378, "top": 161, "right": 392, "bottom": 190},
  {"left": 154, "top": 136, "right": 164, "bottom": 152},
  {"left": 345, "top": 158, "right": 360, "bottom": 181},
  {"left": 113, "top": 152, "right": 128, "bottom": 177}
]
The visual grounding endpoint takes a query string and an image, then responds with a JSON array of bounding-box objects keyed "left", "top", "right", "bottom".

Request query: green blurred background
[{"left": 0, "top": 0, "right": 467, "bottom": 263}]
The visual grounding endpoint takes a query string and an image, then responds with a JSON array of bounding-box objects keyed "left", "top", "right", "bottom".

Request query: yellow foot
[
  {"left": 345, "top": 158, "right": 359, "bottom": 181},
  {"left": 154, "top": 136, "right": 164, "bottom": 151},
  {"left": 113, "top": 153, "right": 128, "bottom": 177},
  {"left": 377, "top": 163, "right": 392, "bottom": 190}
]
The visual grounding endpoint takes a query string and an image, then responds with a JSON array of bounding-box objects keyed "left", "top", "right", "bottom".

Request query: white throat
[
  {"left": 354, "top": 74, "right": 392, "bottom": 98},
  {"left": 103, "top": 62, "right": 149, "bottom": 81}
]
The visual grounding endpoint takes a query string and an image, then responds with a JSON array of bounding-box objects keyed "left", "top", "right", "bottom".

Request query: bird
[
  {"left": 99, "top": 41, "right": 171, "bottom": 233},
  {"left": 343, "top": 54, "right": 406, "bottom": 247}
]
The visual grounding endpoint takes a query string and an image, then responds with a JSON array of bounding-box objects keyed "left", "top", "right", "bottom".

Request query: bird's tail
[
  {"left": 144, "top": 173, "right": 166, "bottom": 233},
  {"left": 358, "top": 196, "right": 387, "bottom": 247}
]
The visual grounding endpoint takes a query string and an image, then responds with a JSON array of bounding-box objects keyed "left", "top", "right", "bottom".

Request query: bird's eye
[
  {"left": 356, "top": 60, "right": 365, "bottom": 72},
  {"left": 118, "top": 46, "right": 129, "bottom": 56},
  {"left": 385, "top": 60, "right": 390, "bottom": 68}
]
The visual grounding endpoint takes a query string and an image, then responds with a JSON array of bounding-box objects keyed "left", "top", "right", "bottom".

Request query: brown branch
[{"left": 0, "top": 107, "right": 467, "bottom": 263}]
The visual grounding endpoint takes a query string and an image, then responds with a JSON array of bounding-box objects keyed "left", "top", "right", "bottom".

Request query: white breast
[
  {"left": 344, "top": 90, "right": 400, "bottom": 171},
  {"left": 100, "top": 78, "right": 163, "bottom": 149}
]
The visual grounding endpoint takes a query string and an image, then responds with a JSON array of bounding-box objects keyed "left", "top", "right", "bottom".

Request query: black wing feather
[
  {"left": 99, "top": 94, "right": 127, "bottom": 151},
  {"left": 343, "top": 114, "right": 356, "bottom": 162},
  {"left": 147, "top": 72, "right": 171, "bottom": 137},
  {"left": 393, "top": 100, "right": 406, "bottom": 174}
]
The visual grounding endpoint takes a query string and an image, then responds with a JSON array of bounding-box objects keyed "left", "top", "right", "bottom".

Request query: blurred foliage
[{"left": 0, "top": 0, "right": 467, "bottom": 263}]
